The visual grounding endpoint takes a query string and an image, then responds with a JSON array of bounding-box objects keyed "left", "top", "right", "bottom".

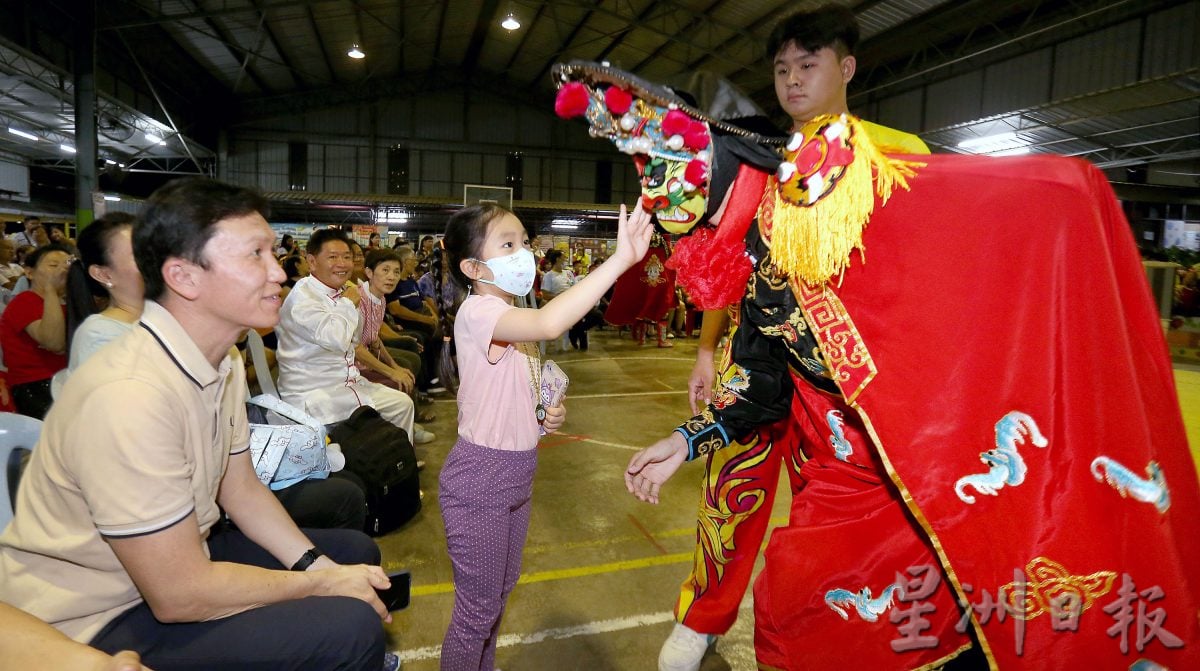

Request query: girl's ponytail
[{"left": 433, "top": 241, "right": 459, "bottom": 395}]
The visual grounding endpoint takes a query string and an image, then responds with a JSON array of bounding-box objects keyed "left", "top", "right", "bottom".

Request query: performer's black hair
[{"left": 767, "top": 4, "right": 859, "bottom": 60}]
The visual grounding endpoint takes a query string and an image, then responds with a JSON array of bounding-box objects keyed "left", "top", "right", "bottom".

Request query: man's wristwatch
[{"left": 290, "top": 547, "right": 324, "bottom": 571}]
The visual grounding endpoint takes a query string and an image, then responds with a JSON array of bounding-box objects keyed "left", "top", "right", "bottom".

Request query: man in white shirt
[
  {"left": 7, "top": 216, "right": 42, "bottom": 248},
  {"left": 0, "top": 238, "right": 23, "bottom": 291},
  {"left": 276, "top": 228, "right": 432, "bottom": 445}
]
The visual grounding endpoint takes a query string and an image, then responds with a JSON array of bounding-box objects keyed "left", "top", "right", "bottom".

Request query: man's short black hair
[
  {"left": 134, "top": 177, "right": 269, "bottom": 301},
  {"left": 767, "top": 4, "right": 860, "bottom": 61},
  {"left": 306, "top": 228, "right": 352, "bottom": 256}
]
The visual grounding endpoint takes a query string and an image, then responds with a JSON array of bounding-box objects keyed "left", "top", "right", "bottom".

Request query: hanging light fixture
[
  {"left": 501, "top": 13, "right": 521, "bottom": 30},
  {"left": 347, "top": 43, "right": 365, "bottom": 59}
]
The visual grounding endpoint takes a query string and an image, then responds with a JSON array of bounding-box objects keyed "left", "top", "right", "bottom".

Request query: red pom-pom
[
  {"left": 683, "top": 123, "right": 710, "bottom": 151},
  {"left": 604, "top": 87, "right": 633, "bottom": 115},
  {"left": 665, "top": 226, "right": 752, "bottom": 310},
  {"left": 555, "top": 82, "right": 590, "bottom": 118},
  {"left": 661, "top": 109, "right": 692, "bottom": 137},
  {"left": 684, "top": 159, "right": 708, "bottom": 186}
]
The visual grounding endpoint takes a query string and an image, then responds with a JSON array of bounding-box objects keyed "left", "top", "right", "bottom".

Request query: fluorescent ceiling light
[
  {"left": 501, "top": 14, "right": 521, "bottom": 30},
  {"left": 379, "top": 208, "right": 408, "bottom": 223},
  {"left": 992, "top": 147, "right": 1031, "bottom": 156},
  {"left": 957, "top": 131, "right": 1029, "bottom": 155},
  {"left": 145, "top": 132, "right": 165, "bottom": 145},
  {"left": 60, "top": 144, "right": 76, "bottom": 153},
  {"left": 103, "top": 195, "right": 121, "bottom": 202},
  {"left": 104, "top": 158, "right": 116, "bottom": 165},
  {"left": 551, "top": 219, "right": 579, "bottom": 230},
  {"left": 8, "top": 128, "right": 38, "bottom": 141},
  {"left": 347, "top": 44, "right": 365, "bottom": 59}
]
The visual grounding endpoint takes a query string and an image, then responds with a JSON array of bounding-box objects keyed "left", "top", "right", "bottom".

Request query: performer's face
[{"left": 773, "top": 41, "right": 855, "bottom": 128}]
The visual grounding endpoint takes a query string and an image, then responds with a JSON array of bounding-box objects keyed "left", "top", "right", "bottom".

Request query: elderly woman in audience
[
  {"left": 0, "top": 243, "right": 72, "bottom": 418},
  {"left": 355, "top": 248, "right": 420, "bottom": 395},
  {"left": 65, "top": 213, "right": 142, "bottom": 371}
]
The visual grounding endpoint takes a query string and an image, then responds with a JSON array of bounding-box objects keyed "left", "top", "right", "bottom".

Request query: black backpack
[{"left": 329, "top": 406, "right": 421, "bottom": 536}]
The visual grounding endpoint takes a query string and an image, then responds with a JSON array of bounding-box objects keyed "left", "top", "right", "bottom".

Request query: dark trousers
[
  {"left": 568, "top": 308, "right": 602, "bottom": 350},
  {"left": 89, "top": 527, "right": 384, "bottom": 671},
  {"left": 395, "top": 318, "right": 443, "bottom": 389},
  {"left": 12, "top": 378, "right": 53, "bottom": 419},
  {"left": 272, "top": 471, "right": 368, "bottom": 531}
]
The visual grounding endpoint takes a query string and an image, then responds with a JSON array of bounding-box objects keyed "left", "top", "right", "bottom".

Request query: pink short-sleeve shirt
[{"left": 453, "top": 294, "right": 540, "bottom": 451}]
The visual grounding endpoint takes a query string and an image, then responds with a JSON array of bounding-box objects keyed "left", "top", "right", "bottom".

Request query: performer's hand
[
  {"left": 688, "top": 356, "right": 716, "bottom": 415},
  {"left": 625, "top": 432, "right": 688, "bottom": 504},
  {"left": 542, "top": 402, "right": 566, "bottom": 434},
  {"left": 611, "top": 203, "right": 653, "bottom": 270}
]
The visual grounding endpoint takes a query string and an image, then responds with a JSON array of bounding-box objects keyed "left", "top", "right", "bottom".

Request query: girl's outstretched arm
[{"left": 493, "top": 204, "right": 652, "bottom": 343}]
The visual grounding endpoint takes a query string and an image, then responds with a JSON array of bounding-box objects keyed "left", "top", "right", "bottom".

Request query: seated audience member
[
  {"left": 62, "top": 213, "right": 363, "bottom": 531},
  {"left": 0, "top": 238, "right": 24, "bottom": 290},
  {"left": 276, "top": 228, "right": 433, "bottom": 445},
  {"left": 276, "top": 233, "right": 298, "bottom": 258},
  {"left": 47, "top": 224, "right": 76, "bottom": 252},
  {"left": 0, "top": 602, "right": 149, "bottom": 671},
  {"left": 8, "top": 216, "right": 40, "bottom": 247},
  {"left": 0, "top": 243, "right": 72, "bottom": 418},
  {"left": 387, "top": 246, "right": 443, "bottom": 389},
  {"left": 349, "top": 239, "right": 367, "bottom": 284},
  {"left": 65, "top": 213, "right": 142, "bottom": 372},
  {"left": 0, "top": 177, "right": 395, "bottom": 670},
  {"left": 356, "top": 248, "right": 419, "bottom": 392}
]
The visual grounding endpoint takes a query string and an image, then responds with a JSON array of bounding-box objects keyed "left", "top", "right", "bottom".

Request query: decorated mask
[{"left": 634, "top": 154, "right": 707, "bottom": 229}]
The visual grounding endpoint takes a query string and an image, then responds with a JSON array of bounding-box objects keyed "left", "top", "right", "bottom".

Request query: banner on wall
[{"left": 1163, "top": 219, "right": 1199, "bottom": 251}]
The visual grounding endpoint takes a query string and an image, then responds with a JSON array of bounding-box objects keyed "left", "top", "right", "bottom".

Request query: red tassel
[
  {"left": 604, "top": 86, "right": 633, "bottom": 115},
  {"left": 661, "top": 109, "right": 692, "bottom": 137},
  {"left": 665, "top": 226, "right": 752, "bottom": 310},
  {"left": 555, "top": 82, "right": 590, "bottom": 118}
]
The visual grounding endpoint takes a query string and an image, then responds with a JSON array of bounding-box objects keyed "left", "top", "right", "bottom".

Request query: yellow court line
[
  {"left": 410, "top": 516, "right": 791, "bottom": 597},
  {"left": 411, "top": 552, "right": 693, "bottom": 596}
]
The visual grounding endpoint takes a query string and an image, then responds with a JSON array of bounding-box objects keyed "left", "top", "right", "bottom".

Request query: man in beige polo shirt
[{"left": 0, "top": 178, "right": 396, "bottom": 670}]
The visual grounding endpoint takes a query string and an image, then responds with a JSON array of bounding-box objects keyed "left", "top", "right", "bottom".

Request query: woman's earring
[{"left": 105, "top": 282, "right": 113, "bottom": 288}]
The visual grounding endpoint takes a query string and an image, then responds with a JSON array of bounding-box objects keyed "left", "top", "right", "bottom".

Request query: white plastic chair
[{"left": 0, "top": 412, "right": 42, "bottom": 531}]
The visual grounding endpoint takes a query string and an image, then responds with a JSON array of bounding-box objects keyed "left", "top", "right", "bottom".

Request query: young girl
[{"left": 437, "top": 202, "right": 651, "bottom": 671}]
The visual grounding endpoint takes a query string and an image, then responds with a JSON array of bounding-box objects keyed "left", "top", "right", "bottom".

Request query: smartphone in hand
[{"left": 377, "top": 570, "right": 411, "bottom": 612}]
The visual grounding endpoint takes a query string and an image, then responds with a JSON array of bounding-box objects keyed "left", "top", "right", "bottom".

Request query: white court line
[
  {"left": 556, "top": 355, "right": 693, "bottom": 364},
  {"left": 430, "top": 389, "right": 686, "bottom": 404},
  {"left": 553, "top": 433, "right": 643, "bottom": 451},
  {"left": 396, "top": 611, "right": 675, "bottom": 662},
  {"left": 567, "top": 390, "right": 686, "bottom": 400},
  {"left": 395, "top": 605, "right": 754, "bottom": 662}
]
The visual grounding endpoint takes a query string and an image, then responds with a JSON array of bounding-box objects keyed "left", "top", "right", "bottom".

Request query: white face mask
[{"left": 473, "top": 248, "right": 536, "bottom": 296}]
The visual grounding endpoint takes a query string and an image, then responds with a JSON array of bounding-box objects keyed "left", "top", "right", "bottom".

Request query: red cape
[
  {"left": 604, "top": 245, "right": 677, "bottom": 325},
  {"left": 802, "top": 154, "right": 1199, "bottom": 669}
]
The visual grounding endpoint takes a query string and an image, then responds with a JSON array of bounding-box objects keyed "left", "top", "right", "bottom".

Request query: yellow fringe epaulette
[{"left": 767, "top": 114, "right": 925, "bottom": 286}]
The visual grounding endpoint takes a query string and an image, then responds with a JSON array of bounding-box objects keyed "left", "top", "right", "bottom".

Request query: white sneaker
[
  {"left": 658, "top": 623, "right": 715, "bottom": 671},
  {"left": 413, "top": 426, "right": 436, "bottom": 445}
]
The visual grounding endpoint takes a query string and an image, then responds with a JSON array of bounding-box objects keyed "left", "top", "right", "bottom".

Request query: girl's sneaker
[{"left": 658, "top": 623, "right": 715, "bottom": 671}]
